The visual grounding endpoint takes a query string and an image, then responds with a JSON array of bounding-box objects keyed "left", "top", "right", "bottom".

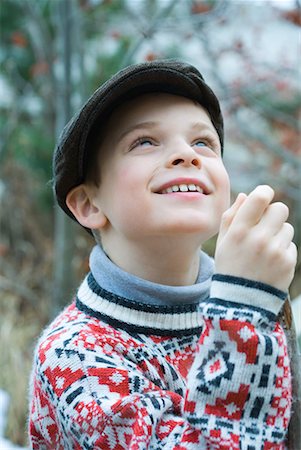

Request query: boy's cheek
[
  {"left": 218, "top": 173, "right": 231, "bottom": 211},
  {"left": 224, "top": 189, "right": 231, "bottom": 211},
  {"left": 120, "top": 166, "right": 134, "bottom": 180},
  {"left": 116, "top": 166, "right": 135, "bottom": 185},
  {"left": 115, "top": 167, "right": 146, "bottom": 195}
]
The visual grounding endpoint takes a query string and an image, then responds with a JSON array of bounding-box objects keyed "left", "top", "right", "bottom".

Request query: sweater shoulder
[{"left": 33, "top": 301, "right": 139, "bottom": 370}]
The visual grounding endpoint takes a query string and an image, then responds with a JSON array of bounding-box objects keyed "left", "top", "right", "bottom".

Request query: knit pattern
[{"left": 29, "top": 273, "right": 291, "bottom": 449}]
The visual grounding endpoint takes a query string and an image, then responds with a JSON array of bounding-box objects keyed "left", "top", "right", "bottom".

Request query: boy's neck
[{"left": 102, "top": 236, "right": 202, "bottom": 286}]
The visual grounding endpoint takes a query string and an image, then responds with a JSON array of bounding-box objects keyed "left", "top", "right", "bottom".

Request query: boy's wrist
[{"left": 210, "top": 273, "right": 287, "bottom": 317}]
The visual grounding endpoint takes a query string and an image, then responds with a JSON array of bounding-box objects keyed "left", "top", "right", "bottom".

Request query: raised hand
[{"left": 215, "top": 185, "right": 297, "bottom": 292}]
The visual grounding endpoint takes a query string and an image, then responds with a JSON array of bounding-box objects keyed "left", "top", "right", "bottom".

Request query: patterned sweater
[{"left": 29, "top": 262, "right": 291, "bottom": 449}]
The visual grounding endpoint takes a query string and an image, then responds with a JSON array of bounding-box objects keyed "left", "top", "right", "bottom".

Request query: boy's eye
[
  {"left": 139, "top": 139, "right": 153, "bottom": 146},
  {"left": 131, "top": 137, "right": 154, "bottom": 150},
  {"left": 192, "top": 137, "right": 220, "bottom": 154},
  {"left": 193, "top": 140, "right": 207, "bottom": 147}
]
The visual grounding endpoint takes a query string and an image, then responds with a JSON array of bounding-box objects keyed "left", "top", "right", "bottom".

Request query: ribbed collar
[
  {"left": 75, "top": 245, "right": 215, "bottom": 336},
  {"left": 77, "top": 273, "right": 202, "bottom": 336},
  {"left": 89, "top": 245, "right": 214, "bottom": 306}
]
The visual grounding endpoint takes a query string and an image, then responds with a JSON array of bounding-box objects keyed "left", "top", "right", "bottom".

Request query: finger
[
  {"left": 231, "top": 185, "right": 275, "bottom": 228},
  {"left": 256, "top": 202, "right": 289, "bottom": 236},
  {"left": 289, "top": 241, "right": 298, "bottom": 266},
  {"left": 225, "top": 193, "right": 247, "bottom": 224},
  {"left": 218, "top": 193, "right": 247, "bottom": 238},
  {"left": 284, "top": 241, "right": 298, "bottom": 276},
  {"left": 273, "top": 222, "right": 295, "bottom": 249}
]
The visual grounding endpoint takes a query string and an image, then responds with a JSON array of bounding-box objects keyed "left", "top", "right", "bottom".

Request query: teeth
[
  {"left": 179, "top": 184, "right": 188, "bottom": 192},
  {"left": 161, "top": 184, "right": 204, "bottom": 194}
]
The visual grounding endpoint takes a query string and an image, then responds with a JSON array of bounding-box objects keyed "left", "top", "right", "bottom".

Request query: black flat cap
[{"left": 53, "top": 59, "right": 224, "bottom": 223}]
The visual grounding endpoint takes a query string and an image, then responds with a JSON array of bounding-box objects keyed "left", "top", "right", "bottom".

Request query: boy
[{"left": 29, "top": 60, "right": 297, "bottom": 449}]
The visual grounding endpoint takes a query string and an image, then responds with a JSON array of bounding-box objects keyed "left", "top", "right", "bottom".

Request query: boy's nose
[{"left": 166, "top": 143, "right": 202, "bottom": 169}]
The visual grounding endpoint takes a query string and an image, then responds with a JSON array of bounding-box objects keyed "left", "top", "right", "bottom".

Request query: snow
[{"left": 0, "top": 390, "right": 28, "bottom": 450}]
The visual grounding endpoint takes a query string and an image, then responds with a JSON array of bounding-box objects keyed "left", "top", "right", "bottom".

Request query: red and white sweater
[{"left": 29, "top": 272, "right": 291, "bottom": 449}]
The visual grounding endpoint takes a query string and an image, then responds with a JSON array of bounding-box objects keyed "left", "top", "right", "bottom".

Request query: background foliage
[{"left": 0, "top": 0, "right": 300, "bottom": 446}]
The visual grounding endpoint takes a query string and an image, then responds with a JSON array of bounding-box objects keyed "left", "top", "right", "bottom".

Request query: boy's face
[{"left": 92, "top": 93, "right": 230, "bottom": 247}]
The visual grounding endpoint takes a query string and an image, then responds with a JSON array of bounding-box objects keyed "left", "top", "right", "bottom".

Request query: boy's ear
[{"left": 66, "top": 184, "right": 108, "bottom": 230}]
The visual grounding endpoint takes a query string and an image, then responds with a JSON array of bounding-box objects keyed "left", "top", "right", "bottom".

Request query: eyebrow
[
  {"left": 190, "top": 121, "right": 218, "bottom": 135},
  {"left": 116, "top": 119, "right": 219, "bottom": 143},
  {"left": 116, "top": 121, "right": 160, "bottom": 143}
]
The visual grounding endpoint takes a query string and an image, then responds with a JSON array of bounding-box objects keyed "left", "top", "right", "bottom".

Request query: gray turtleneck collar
[{"left": 89, "top": 245, "right": 214, "bottom": 306}]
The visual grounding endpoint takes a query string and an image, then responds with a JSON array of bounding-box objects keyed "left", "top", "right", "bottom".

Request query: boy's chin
[
  {"left": 158, "top": 226, "right": 218, "bottom": 246},
  {"left": 164, "top": 220, "right": 219, "bottom": 237}
]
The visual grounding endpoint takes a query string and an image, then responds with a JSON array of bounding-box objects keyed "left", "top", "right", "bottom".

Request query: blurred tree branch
[{"left": 120, "top": 0, "right": 178, "bottom": 67}]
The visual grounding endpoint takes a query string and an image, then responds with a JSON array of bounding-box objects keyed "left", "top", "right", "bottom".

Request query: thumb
[{"left": 218, "top": 193, "right": 247, "bottom": 241}]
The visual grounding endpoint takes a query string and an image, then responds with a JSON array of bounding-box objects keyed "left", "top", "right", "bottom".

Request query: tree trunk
[{"left": 52, "top": 0, "right": 77, "bottom": 315}]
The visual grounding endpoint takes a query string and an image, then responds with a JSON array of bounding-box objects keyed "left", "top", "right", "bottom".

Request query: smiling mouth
[{"left": 158, "top": 183, "right": 204, "bottom": 194}]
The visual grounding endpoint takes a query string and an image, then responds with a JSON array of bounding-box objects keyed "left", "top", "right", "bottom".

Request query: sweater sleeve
[
  {"left": 29, "top": 276, "right": 291, "bottom": 449},
  {"left": 184, "top": 274, "right": 291, "bottom": 448}
]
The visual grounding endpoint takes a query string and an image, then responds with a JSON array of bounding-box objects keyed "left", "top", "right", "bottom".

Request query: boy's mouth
[
  {"left": 155, "top": 179, "right": 210, "bottom": 195},
  {"left": 160, "top": 183, "right": 203, "bottom": 194}
]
